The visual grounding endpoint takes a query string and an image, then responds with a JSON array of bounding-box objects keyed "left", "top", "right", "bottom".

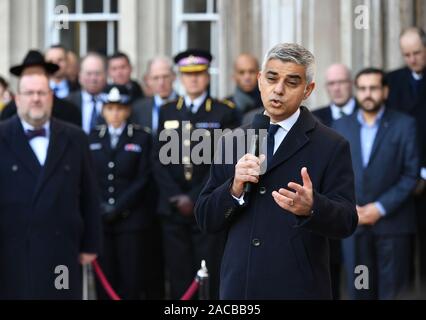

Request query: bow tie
[{"left": 26, "top": 128, "right": 46, "bottom": 140}]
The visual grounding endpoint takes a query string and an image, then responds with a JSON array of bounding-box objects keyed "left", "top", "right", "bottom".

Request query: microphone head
[{"left": 251, "top": 114, "right": 270, "bottom": 130}]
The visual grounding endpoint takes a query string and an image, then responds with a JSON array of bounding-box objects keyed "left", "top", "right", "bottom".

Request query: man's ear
[
  {"left": 303, "top": 82, "right": 315, "bottom": 100},
  {"left": 383, "top": 85, "right": 389, "bottom": 100},
  {"left": 257, "top": 71, "right": 262, "bottom": 91}
]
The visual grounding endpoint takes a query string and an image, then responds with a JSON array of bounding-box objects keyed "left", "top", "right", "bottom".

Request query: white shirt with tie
[
  {"left": 330, "top": 97, "right": 356, "bottom": 121},
  {"left": 82, "top": 91, "right": 104, "bottom": 134},
  {"left": 108, "top": 124, "right": 126, "bottom": 149},
  {"left": 21, "top": 119, "right": 50, "bottom": 166},
  {"left": 184, "top": 91, "right": 208, "bottom": 114},
  {"left": 233, "top": 108, "right": 301, "bottom": 204}
]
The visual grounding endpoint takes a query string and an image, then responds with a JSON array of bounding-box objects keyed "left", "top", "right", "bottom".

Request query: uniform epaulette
[
  {"left": 97, "top": 125, "right": 107, "bottom": 138},
  {"left": 142, "top": 126, "right": 152, "bottom": 134},
  {"left": 95, "top": 124, "right": 107, "bottom": 131},
  {"left": 221, "top": 99, "right": 236, "bottom": 109},
  {"left": 163, "top": 98, "right": 180, "bottom": 107},
  {"left": 129, "top": 123, "right": 142, "bottom": 130}
]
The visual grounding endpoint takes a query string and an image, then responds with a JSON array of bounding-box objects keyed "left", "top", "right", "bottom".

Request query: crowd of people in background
[{"left": 0, "top": 26, "right": 424, "bottom": 300}]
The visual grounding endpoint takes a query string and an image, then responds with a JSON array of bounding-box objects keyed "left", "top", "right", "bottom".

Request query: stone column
[
  {"left": 0, "top": 0, "right": 10, "bottom": 77},
  {"left": 218, "top": 0, "right": 263, "bottom": 98}
]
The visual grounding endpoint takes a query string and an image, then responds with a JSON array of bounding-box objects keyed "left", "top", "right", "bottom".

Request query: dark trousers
[
  {"left": 343, "top": 231, "right": 413, "bottom": 300},
  {"left": 96, "top": 231, "right": 148, "bottom": 300},
  {"left": 162, "top": 219, "right": 225, "bottom": 300},
  {"left": 143, "top": 219, "right": 166, "bottom": 299},
  {"left": 329, "top": 239, "right": 342, "bottom": 300}
]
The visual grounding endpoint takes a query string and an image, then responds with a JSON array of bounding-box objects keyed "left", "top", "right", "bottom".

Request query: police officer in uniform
[
  {"left": 90, "top": 85, "right": 154, "bottom": 299},
  {"left": 154, "top": 49, "right": 240, "bottom": 299}
]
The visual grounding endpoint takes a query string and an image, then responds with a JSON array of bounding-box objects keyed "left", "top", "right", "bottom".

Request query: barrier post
[
  {"left": 82, "top": 264, "right": 89, "bottom": 300},
  {"left": 197, "top": 260, "right": 209, "bottom": 300}
]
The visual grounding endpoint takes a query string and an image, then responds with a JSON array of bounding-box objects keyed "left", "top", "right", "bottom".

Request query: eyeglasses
[
  {"left": 19, "top": 91, "right": 51, "bottom": 98},
  {"left": 326, "top": 80, "right": 351, "bottom": 87}
]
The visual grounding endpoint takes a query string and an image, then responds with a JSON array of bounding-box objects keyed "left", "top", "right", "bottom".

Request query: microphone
[{"left": 244, "top": 114, "right": 270, "bottom": 193}]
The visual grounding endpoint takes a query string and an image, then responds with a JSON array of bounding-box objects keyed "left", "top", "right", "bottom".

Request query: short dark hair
[
  {"left": 355, "top": 67, "right": 387, "bottom": 87},
  {"left": 48, "top": 44, "right": 68, "bottom": 54},
  {"left": 107, "top": 52, "right": 131, "bottom": 65}
]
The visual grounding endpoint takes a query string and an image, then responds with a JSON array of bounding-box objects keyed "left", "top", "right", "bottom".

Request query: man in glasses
[{"left": 0, "top": 71, "right": 101, "bottom": 299}]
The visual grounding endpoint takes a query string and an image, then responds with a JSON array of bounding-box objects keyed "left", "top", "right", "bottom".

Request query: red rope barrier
[
  {"left": 180, "top": 278, "right": 199, "bottom": 300},
  {"left": 92, "top": 259, "right": 121, "bottom": 301},
  {"left": 92, "top": 258, "right": 201, "bottom": 301}
]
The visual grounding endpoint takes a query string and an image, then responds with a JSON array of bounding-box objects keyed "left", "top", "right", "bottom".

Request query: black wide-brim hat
[{"left": 10, "top": 50, "right": 60, "bottom": 76}]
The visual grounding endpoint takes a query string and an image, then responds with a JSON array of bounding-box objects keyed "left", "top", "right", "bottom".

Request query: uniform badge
[
  {"left": 89, "top": 143, "right": 102, "bottom": 150},
  {"left": 164, "top": 120, "right": 180, "bottom": 129},
  {"left": 195, "top": 122, "right": 221, "bottom": 129},
  {"left": 124, "top": 144, "right": 142, "bottom": 153}
]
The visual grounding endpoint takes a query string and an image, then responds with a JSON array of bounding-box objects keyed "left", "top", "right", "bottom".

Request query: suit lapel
[
  {"left": 367, "top": 110, "right": 391, "bottom": 167},
  {"left": 325, "top": 107, "right": 333, "bottom": 127},
  {"left": 32, "top": 119, "right": 69, "bottom": 201},
  {"left": 346, "top": 113, "right": 364, "bottom": 172},
  {"left": 267, "top": 107, "right": 315, "bottom": 172},
  {"left": 146, "top": 97, "right": 155, "bottom": 128},
  {"left": 98, "top": 129, "right": 112, "bottom": 155},
  {"left": 4, "top": 116, "right": 42, "bottom": 176}
]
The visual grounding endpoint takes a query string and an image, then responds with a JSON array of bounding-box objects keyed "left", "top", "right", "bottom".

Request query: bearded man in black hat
[
  {"left": 0, "top": 67, "right": 101, "bottom": 299},
  {"left": 0, "top": 50, "right": 81, "bottom": 126}
]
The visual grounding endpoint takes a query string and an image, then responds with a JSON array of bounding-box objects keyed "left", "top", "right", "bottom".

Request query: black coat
[
  {"left": 154, "top": 96, "right": 240, "bottom": 220},
  {"left": 312, "top": 106, "right": 333, "bottom": 127},
  {"left": 131, "top": 97, "right": 155, "bottom": 130},
  {"left": 0, "top": 116, "right": 101, "bottom": 299},
  {"left": 312, "top": 102, "right": 359, "bottom": 127},
  {"left": 89, "top": 124, "right": 154, "bottom": 233},
  {"left": 0, "top": 97, "right": 81, "bottom": 127},
  {"left": 386, "top": 67, "right": 426, "bottom": 169},
  {"left": 195, "top": 106, "right": 357, "bottom": 299}
]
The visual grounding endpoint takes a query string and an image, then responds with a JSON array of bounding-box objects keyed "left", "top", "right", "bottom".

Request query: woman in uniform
[{"left": 89, "top": 85, "right": 154, "bottom": 299}]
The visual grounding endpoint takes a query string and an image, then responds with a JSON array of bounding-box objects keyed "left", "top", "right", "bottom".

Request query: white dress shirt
[
  {"left": 82, "top": 91, "right": 104, "bottom": 134},
  {"left": 232, "top": 108, "right": 301, "bottom": 204},
  {"left": 330, "top": 97, "right": 356, "bottom": 121},
  {"left": 21, "top": 119, "right": 50, "bottom": 166},
  {"left": 152, "top": 92, "right": 177, "bottom": 134},
  {"left": 184, "top": 91, "right": 208, "bottom": 114},
  {"left": 49, "top": 79, "right": 70, "bottom": 99}
]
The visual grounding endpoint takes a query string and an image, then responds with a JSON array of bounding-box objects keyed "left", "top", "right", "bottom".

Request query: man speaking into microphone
[{"left": 195, "top": 43, "right": 358, "bottom": 299}]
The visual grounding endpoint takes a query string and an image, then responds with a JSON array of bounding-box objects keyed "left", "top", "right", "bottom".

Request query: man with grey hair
[
  {"left": 195, "top": 43, "right": 357, "bottom": 299},
  {"left": 386, "top": 26, "right": 426, "bottom": 293},
  {"left": 131, "top": 56, "right": 177, "bottom": 135}
]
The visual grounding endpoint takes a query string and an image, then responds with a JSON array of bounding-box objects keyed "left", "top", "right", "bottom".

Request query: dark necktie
[
  {"left": 53, "top": 86, "right": 59, "bottom": 97},
  {"left": 188, "top": 103, "right": 195, "bottom": 114},
  {"left": 90, "top": 96, "right": 98, "bottom": 131},
  {"left": 26, "top": 128, "right": 46, "bottom": 140},
  {"left": 413, "top": 78, "right": 422, "bottom": 98},
  {"left": 267, "top": 124, "right": 280, "bottom": 168}
]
